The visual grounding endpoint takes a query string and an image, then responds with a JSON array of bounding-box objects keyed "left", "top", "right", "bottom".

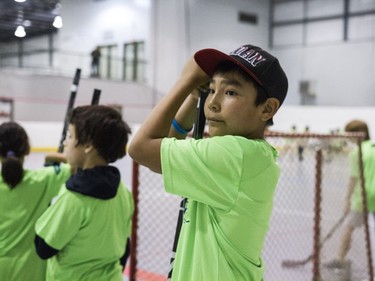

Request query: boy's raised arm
[{"left": 128, "top": 57, "right": 209, "bottom": 173}]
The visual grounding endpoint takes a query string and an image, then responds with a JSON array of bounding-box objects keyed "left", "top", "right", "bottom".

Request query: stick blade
[{"left": 281, "top": 259, "right": 309, "bottom": 268}]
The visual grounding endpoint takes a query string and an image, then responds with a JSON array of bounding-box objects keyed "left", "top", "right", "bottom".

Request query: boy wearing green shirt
[
  {"left": 35, "top": 105, "right": 134, "bottom": 281},
  {"left": 129, "top": 44, "right": 288, "bottom": 280}
]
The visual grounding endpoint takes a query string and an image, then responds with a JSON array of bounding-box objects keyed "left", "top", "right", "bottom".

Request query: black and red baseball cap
[{"left": 194, "top": 44, "right": 288, "bottom": 106}]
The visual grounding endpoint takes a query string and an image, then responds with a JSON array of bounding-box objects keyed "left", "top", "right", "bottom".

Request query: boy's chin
[{"left": 207, "top": 128, "right": 224, "bottom": 137}]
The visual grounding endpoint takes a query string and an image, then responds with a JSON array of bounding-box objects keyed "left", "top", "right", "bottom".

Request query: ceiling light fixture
[
  {"left": 53, "top": 16, "right": 63, "bottom": 28},
  {"left": 23, "top": 19, "right": 31, "bottom": 27},
  {"left": 15, "top": 25, "right": 26, "bottom": 37},
  {"left": 14, "top": 0, "right": 26, "bottom": 2}
]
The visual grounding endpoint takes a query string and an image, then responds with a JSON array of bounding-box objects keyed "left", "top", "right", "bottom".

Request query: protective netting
[
  {"left": 129, "top": 162, "right": 180, "bottom": 281},
  {"left": 263, "top": 133, "right": 372, "bottom": 281},
  {"left": 129, "top": 133, "right": 373, "bottom": 281}
]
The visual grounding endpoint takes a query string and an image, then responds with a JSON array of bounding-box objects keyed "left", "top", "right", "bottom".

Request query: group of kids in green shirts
[
  {"left": 0, "top": 43, "right": 373, "bottom": 281},
  {"left": 0, "top": 106, "right": 133, "bottom": 281}
]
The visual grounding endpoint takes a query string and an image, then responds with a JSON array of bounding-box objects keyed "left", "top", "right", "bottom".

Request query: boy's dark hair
[
  {"left": 0, "top": 122, "right": 30, "bottom": 189},
  {"left": 345, "top": 119, "right": 370, "bottom": 141},
  {"left": 213, "top": 61, "right": 271, "bottom": 125},
  {"left": 68, "top": 105, "right": 132, "bottom": 163}
]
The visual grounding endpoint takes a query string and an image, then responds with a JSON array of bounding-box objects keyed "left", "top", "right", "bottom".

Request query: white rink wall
[
  {"left": 19, "top": 105, "right": 375, "bottom": 151},
  {"left": 18, "top": 105, "right": 375, "bottom": 188},
  {"left": 272, "top": 105, "right": 375, "bottom": 137}
]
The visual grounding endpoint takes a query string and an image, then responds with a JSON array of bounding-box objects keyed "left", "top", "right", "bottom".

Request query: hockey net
[{"left": 128, "top": 132, "right": 373, "bottom": 281}]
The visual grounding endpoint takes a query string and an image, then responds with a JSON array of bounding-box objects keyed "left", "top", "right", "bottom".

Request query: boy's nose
[{"left": 207, "top": 96, "right": 220, "bottom": 112}]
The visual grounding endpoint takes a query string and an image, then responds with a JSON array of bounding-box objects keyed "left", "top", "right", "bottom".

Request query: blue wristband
[{"left": 172, "top": 119, "right": 192, "bottom": 134}]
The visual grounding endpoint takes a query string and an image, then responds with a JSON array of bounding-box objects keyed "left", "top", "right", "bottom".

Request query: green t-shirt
[
  {"left": 161, "top": 135, "right": 280, "bottom": 281},
  {"left": 35, "top": 182, "right": 134, "bottom": 281},
  {"left": 350, "top": 140, "right": 375, "bottom": 212},
  {"left": 0, "top": 164, "right": 71, "bottom": 281}
]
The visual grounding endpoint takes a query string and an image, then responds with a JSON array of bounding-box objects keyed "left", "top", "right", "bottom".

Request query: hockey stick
[
  {"left": 57, "top": 68, "right": 81, "bottom": 153},
  {"left": 91, "top": 88, "right": 101, "bottom": 105},
  {"left": 192, "top": 91, "right": 208, "bottom": 139},
  {"left": 44, "top": 69, "right": 81, "bottom": 167},
  {"left": 281, "top": 211, "right": 348, "bottom": 268},
  {"left": 167, "top": 90, "right": 208, "bottom": 280}
]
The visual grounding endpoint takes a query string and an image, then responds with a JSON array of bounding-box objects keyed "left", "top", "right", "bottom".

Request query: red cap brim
[{"left": 194, "top": 48, "right": 262, "bottom": 85}]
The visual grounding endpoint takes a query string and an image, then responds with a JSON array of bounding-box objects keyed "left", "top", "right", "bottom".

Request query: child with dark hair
[
  {"left": 129, "top": 44, "right": 288, "bottom": 280},
  {"left": 0, "top": 122, "right": 71, "bottom": 281},
  {"left": 35, "top": 105, "right": 134, "bottom": 281}
]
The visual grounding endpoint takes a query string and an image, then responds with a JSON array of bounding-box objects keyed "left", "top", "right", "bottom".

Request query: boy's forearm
[
  {"left": 129, "top": 79, "right": 195, "bottom": 172},
  {"left": 128, "top": 57, "right": 209, "bottom": 172},
  {"left": 131, "top": 78, "right": 195, "bottom": 142},
  {"left": 135, "top": 60, "right": 208, "bottom": 140},
  {"left": 169, "top": 94, "right": 199, "bottom": 139},
  {"left": 45, "top": 152, "right": 67, "bottom": 163}
]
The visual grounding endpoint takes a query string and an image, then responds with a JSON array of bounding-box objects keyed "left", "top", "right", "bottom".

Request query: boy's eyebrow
[{"left": 210, "top": 77, "right": 243, "bottom": 88}]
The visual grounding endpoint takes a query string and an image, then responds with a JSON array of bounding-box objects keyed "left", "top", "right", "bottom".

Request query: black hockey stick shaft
[
  {"left": 168, "top": 90, "right": 208, "bottom": 280},
  {"left": 91, "top": 88, "right": 101, "bottom": 105},
  {"left": 57, "top": 68, "right": 81, "bottom": 153},
  {"left": 282, "top": 211, "right": 348, "bottom": 267},
  {"left": 192, "top": 91, "right": 208, "bottom": 139}
]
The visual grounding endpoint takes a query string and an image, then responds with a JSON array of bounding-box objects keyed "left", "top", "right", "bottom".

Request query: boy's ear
[
  {"left": 84, "top": 143, "right": 95, "bottom": 154},
  {"left": 261, "top": 98, "right": 280, "bottom": 122}
]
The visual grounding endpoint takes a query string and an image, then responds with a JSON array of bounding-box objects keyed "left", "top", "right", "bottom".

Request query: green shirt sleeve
[
  {"left": 35, "top": 188, "right": 83, "bottom": 250},
  {"left": 161, "top": 136, "right": 278, "bottom": 210}
]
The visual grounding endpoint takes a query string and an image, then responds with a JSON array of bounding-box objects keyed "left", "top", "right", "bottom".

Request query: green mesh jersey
[
  {"left": 350, "top": 140, "right": 375, "bottom": 212},
  {"left": 161, "top": 135, "right": 280, "bottom": 281},
  {"left": 0, "top": 164, "right": 71, "bottom": 281},
  {"left": 35, "top": 182, "right": 134, "bottom": 281}
]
